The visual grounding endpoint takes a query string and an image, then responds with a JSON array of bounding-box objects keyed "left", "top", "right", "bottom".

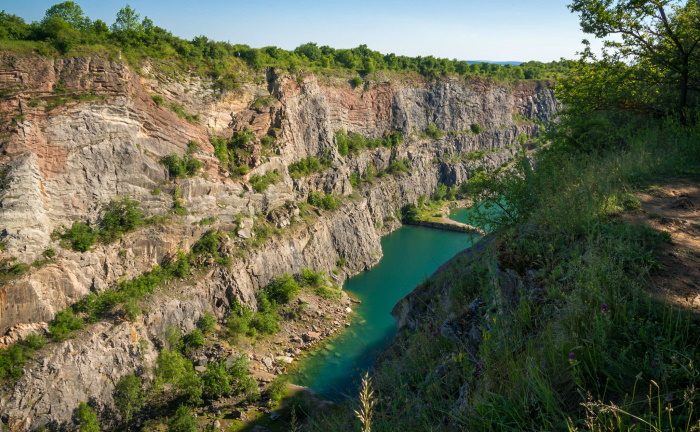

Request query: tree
[
  {"left": 168, "top": 405, "right": 196, "bottom": 432},
  {"left": 569, "top": 0, "right": 700, "bottom": 117},
  {"left": 111, "top": 4, "right": 141, "bottom": 33},
  {"left": 43, "top": 1, "right": 89, "bottom": 30},
  {"left": 75, "top": 402, "right": 101, "bottom": 432},
  {"left": 114, "top": 374, "right": 143, "bottom": 422},
  {"left": 0, "top": 11, "right": 30, "bottom": 40}
]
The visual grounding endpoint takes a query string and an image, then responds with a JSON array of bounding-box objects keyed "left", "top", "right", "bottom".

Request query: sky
[{"left": 5, "top": 0, "right": 595, "bottom": 62}]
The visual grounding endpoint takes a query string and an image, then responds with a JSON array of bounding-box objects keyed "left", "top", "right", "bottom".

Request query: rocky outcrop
[{"left": 0, "top": 51, "right": 558, "bottom": 429}]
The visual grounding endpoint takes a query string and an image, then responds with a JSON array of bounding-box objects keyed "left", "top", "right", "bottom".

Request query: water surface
[{"left": 290, "top": 224, "right": 477, "bottom": 401}]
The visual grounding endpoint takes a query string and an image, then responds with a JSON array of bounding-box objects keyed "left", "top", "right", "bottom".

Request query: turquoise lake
[{"left": 290, "top": 207, "right": 478, "bottom": 401}]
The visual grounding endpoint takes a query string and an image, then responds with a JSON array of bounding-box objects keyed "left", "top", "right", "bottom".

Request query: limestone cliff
[{"left": 0, "top": 51, "right": 558, "bottom": 429}]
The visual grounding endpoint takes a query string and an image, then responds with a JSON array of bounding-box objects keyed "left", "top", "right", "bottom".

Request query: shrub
[
  {"left": 168, "top": 405, "right": 196, "bottom": 432},
  {"left": 267, "top": 375, "right": 289, "bottom": 405},
  {"left": 197, "top": 313, "right": 217, "bottom": 334},
  {"left": 350, "top": 76, "right": 363, "bottom": 88},
  {"left": 48, "top": 308, "right": 84, "bottom": 341},
  {"left": 425, "top": 123, "right": 444, "bottom": 139},
  {"left": 300, "top": 268, "right": 325, "bottom": 288},
  {"left": 114, "top": 374, "right": 143, "bottom": 422},
  {"left": 470, "top": 122, "right": 483, "bottom": 134},
  {"left": 76, "top": 402, "right": 101, "bottom": 432},
  {"left": 98, "top": 196, "right": 144, "bottom": 243},
  {"left": 183, "top": 329, "right": 205, "bottom": 352},
  {"left": 62, "top": 222, "right": 96, "bottom": 252},
  {"left": 387, "top": 158, "right": 410, "bottom": 175},
  {"left": 308, "top": 191, "right": 340, "bottom": 210},
  {"left": 202, "top": 360, "right": 232, "bottom": 399},
  {"left": 288, "top": 156, "right": 332, "bottom": 178},
  {"left": 250, "top": 170, "right": 281, "bottom": 193},
  {"left": 151, "top": 94, "right": 165, "bottom": 106},
  {"left": 267, "top": 274, "right": 300, "bottom": 304},
  {"left": 185, "top": 140, "right": 199, "bottom": 154},
  {"left": 226, "top": 305, "right": 253, "bottom": 336},
  {"left": 160, "top": 153, "right": 203, "bottom": 178}
]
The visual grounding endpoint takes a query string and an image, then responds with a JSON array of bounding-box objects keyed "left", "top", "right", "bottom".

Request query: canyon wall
[{"left": 0, "top": 52, "right": 558, "bottom": 429}]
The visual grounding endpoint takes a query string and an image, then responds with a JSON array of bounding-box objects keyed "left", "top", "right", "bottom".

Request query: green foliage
[
  {"left": 185, "top": 140, "right": 199, "bottom": 155},
  {"left": 0, "top": 335, "right": 46, "bottom": 381},
  {"left": 114, "top": 373, "right": 143, "bottom": 422},
  {"left": 197, "top": 313, "right": 217, "bottom": 334},
  {"left": 183, "top": 329, "right": 205, "bottom": 352},
  {"left": 250, "top": 170, "right": 281, "bottom": 193},
  {"left": 62, "top": 221, "right": 96, "bottom": 252},
  {"left": 76, "top": 402, "right": 101, "bottom": 432},
  {"left": 424, "top": 123, "right": 444, "bottom": 139},
  {"left": 470, "top": 123, "right": 482, "bottom": 134},
  {"left": 401, "top": 203, "right": 420, "bottom": 222},
  {"left": 266, "top": 274, "right": 300, "bottom": 304},
  {"left": 167, "top": 405, "right": 196, "bottom": 432},
  {"left": 335, "top": 129, "right": 403, "bottom": 157},
  {"left": 155, "top": 349, "right": 202, "bottom": 405},
  {"left": 160, "top": 153, "right": 203, "bottom": 178},
  {"left": 48, "top": 307, "right": 83, "bottom": 341},
  {"left": 98, "top": 196, "right": 144, "bottom": 242},
  {"left": 267, "top": 375, "right": 289, "bottom": 405},
  {"left": 350, "top": 76, "right": 363, "bottom": 88},
  {"left": 60, "top": 197, "right": 146, "bottom": 251},
  {"left": 151, "top": 94, "right": 165, "bottom": 106},
  {"left": 307, "top": 191, "right": 340, "bottom": 210},
  {"left": 288, "top": 156, "right": 332, "bottom": 178},
  {"left": 201, "top": 360, "right": 232, "bottom": 399},
  {"left": 226, "top": 302, "right": 253, "bottom": 336},
  {"left": 0, "top": 257, "right": 31, "bottom": 283},
  {"left": 568, "top": 0, "right": 700, "bottom": 117},
  {"left": 386, "top": 158, "right": 410, "bottom": 175}
]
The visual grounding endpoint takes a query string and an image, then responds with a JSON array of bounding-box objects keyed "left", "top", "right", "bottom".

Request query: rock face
[{"left": 0, "top": 51, "right": 559, "bottom": 429}]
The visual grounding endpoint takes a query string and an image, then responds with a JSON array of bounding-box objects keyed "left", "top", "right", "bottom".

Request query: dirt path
[{"left": 624, "top": 178, "right": 700, "bottom": 310}]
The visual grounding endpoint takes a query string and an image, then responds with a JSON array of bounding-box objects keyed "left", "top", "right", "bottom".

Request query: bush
[
  {"left": 387, "top": 158, "right": 410, "bottom": 175},
  {"left": 0, "top": 335, "right": 44, "bottom": 381},
  {"left": 267, "top": 274, "right": 300, "bottom": 304},
  {"left": 160, "top": 153, "right": 203, "bottom": 178},
  {"left": 425, "top": 123, "right": 444, "bottom": 139},
  {"left": 48, "top": 308, "right": 84, "bottom": 341},
  {"left": 151, "top": 94, "right": 165, "bottom": 106},
  {"left": 62, "top": 222, "right": 96, "bottom": 252},
  {"left": 114, "top": 374, "right": 143, "bottom": 422},
  {"left": 470, "top": 122, "right": 483, "bottom": 134},
  {"left": 168, "top": 405, "right": 196, "bottom": 432},
  {"left": 197, "top": 313, "right": 217, "bottom": 334},
  {"left": 250, "top": 170, "right": 281, "bottom": 193},
  {"left": 249, "top": 311, "right": 281, "bottom": 335},
  {"left": 288, "top": 156, "right": 332, "bottom": 178},
  {"left": 202, "top": 360, "right": 232, "bottom": 399},
  {"left": 300, "top": 268, "right": 324, "bottom": 287},
  {"left": 98, "top": 196, "right": 144, "bottom": 243},
  {"left": 76, "top": 402, "right": 101, "bottom": 432},
  {"left": 307, "top": 191, "right": 340, "bottom": 210},
  {"left": 350, "top": 76, "right": 363, "bottom": 88},
  {"left": 183, "top": 329, "right": 205, "bottom": 352}
]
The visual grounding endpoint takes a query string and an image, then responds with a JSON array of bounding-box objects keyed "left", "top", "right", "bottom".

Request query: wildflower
[
  {"left": 600, "top": 303, "right": 609, "bottom": 313},
  {"left": 666, "top": 393, "right": 674, "bottom": 401},
  {"left": 569, "top": 352, "right": 577, "bottom": 361}
]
